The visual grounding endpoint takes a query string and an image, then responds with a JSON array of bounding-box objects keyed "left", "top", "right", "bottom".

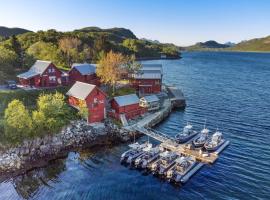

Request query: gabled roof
[
  {"left": 30, "top": 60, "right": 52, "bottom": 74},
  {"left": 17, "top": 70, "right": 40, "bottom": 79},
  {"left": 71, "top": 63, "right": 96, "bottom": 75},
  {"left": 114, "top": 94, "right": 139, "bottom": 107},
  {"left": 133, "top": 72, "right": 162, "bottom": 79},
  {"left": 132, "top": 63, "right": 163, "bottom": 80},
  {"left": 66, "top": 81, "right": 97, "bottom": 100},
  {"left": 141, "top": 64, "right": 163, "bottom": 74},
  {"left": 17, "top": 60, "right": 53, "bottom": 79},
  {"left": 141, "top": 95, "right": 160, "bottom": 103}
]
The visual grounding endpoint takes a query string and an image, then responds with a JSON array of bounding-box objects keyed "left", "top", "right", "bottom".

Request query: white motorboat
[
  {"left": 153, "top": 151, "right": 178, "bottom": 176},
  {"left": 193, "top": 126, "right": 209, "bottom": 148},
  {"left": 175, "top": 123, "right": 199, "bottom": 143},
  {"left": 204, "top": 130, "right": 225, "bottom": 151},
  {"left": 135, "top": 146, "right": 162, "bottom": 169},
  {"left": 126, "top": 143, "right": 152, "bottom": 164},
  {"left": 166, "top": 156, "right": 196, "bottom": 183},
  {"left": 121, "top": 142, "right": 151, "bottom": 163}
]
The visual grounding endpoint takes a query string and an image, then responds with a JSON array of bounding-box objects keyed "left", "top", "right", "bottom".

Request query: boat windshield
[{"left": 183, "top": 124, "right": 193, "bottom": 135}]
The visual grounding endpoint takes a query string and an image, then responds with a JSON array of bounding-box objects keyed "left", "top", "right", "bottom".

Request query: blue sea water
[{"left": 0, "top": 51, "right": 270, "bottom": 200}]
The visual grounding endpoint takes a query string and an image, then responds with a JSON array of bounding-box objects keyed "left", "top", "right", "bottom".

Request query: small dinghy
[
  {"left": 204, "top": 130, "right": 225, "bottom": 151},
  {"left": 175, "top": 123, "right": 198, "bottom": 143},
  {"left": 120, "top": 142, "right": 152, "bottom": 164},
  {"left": 166, "top": 156, "right": 196, "bottom": 183},
  {"left": 193, "top": 126, "right": 209, "bottom": 148},
  {"left": 134, "top": 146, "right": 161, "bottom": 169}
]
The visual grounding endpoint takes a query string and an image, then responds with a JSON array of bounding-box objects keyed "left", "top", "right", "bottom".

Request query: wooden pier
[{"left": 133, "top": 126, "right": 229, "bottom": 164}]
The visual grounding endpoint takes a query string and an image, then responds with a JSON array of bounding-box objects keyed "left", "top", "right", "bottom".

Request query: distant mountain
[
  {"left": 186, "top": 40, "right": 230, "bottom": 51},
  {"left": 229, "top": 35, "right": 270, "bottom": 52},
  {"left": 0, "top": 26, "right": 31, "bottom": 38},
  {"left": 141, "top": 38, "right": 161, "bottom": 44},
  {"left": 224, "top": 42, "right": 236, "bottom": 47},
  {"left": 74, "top": 27, "right": 137, "bottom": 42}
]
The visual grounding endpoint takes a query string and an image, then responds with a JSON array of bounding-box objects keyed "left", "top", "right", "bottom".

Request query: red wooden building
[
  {"left": 17, "top": 60, "right": 64, "bottom": 87},
  {"left": 69, "top": 63, "right": 100, "bottom": 86},
  {"left": 66, "top": 81, "right": 106, "bottom": 123},
  {"left": 110, "top": 94, "right": 146, "bottom": 120},
  {"left": 131, "top": 64, "right": 163, "bottom": 95}
]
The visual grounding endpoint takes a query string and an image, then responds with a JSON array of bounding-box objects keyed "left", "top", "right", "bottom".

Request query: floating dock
[{"left": 121, "top": 124, "right": 230, "bottom": 185}]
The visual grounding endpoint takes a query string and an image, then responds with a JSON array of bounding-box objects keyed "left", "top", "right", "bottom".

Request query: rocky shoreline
[{"left": 0, "top": 96, "right": 181, "bottom": 178}]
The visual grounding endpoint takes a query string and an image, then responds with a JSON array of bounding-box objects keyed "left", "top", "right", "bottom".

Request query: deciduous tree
[{"left": 4, "top": 100, "right": 33, "bottom": 143}]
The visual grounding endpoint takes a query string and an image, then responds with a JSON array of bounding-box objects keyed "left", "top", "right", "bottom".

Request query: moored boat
[
  {"left": 175, "top": 123, "right": 199, "bottom": 143},
  {"left": 204, "top": 130, "right": 225, "bottom": 151},
  {"left": 120, "top": 142, "right": 152, "bottom": 163},
  {"left": 134, "top": 146, "right": 161, "bottom": 168},
  {"left": 153, "top": 151, "right": 178, "bottom": 176},
  {"left": 193, "top": 126, "right": 209, "bottom": 148},
  {"left": 126, "top": 143, "right": 152, "bottom": 164},
  {"left": 166, "top": 156, "right": 196, "bottom": 183}
]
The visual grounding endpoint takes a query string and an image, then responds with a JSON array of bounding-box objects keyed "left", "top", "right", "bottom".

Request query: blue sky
[{"left": 0, "top": 0, "right": 270, "bottom": 46}]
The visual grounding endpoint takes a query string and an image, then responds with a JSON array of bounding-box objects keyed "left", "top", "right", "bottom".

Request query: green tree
[
  {"left": 27, "top": 41, "right": 60, "bottom": 65},
  {"left": 4, "top": 100, "right": 33, "bottom": 143},
  {"left": 9, "top": 35, "right": 23, "bottom": 67},
  {"left": 59, "top": 37, "right": 82, "bottom": 67},
  {"left": 36, "top": 92, "right": 69, "bottom": 133},
  {"left": 0, "top": 46, "right": 17, "bottom": 75},
  {"left": 32, "top": 110, "right": 46, "bottom": 137},
  {"left": 77, "top": 100, "right": 89, "bottom": 122}
]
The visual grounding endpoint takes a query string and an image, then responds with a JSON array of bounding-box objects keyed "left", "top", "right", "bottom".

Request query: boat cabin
[
  {"left": 66, "top": 81, "right": 106, "bottom": 123},
  {"left": 17, "top": 60, "right": 63, "bottom": 87}
]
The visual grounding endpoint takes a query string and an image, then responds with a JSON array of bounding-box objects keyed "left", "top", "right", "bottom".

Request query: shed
[
  {"left": 66, "top": 81, "right": 106, "bottom": 123},
  {"left": 69, "top": 63, "right": 100, "bottom": 85},
  {"left": 131, "top": 64, "right": 163, "bottom": 94},
  {"left": 140, "top": 95, "right": 160, "bottom": 111},
  {"left": 110, "top": 94, "right": 146, "bottom": 120}
]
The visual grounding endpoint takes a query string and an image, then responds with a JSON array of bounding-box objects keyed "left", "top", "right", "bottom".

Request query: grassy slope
[{"left": 229, "top": 36, "right": 270, "bottom": 52}]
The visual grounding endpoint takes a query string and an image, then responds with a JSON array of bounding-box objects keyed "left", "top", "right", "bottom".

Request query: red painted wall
[
  {"left": 68, "top": 87, "right": 106, "bottom": 123},
  {"left": 39, "top": 63, "right": 63, "bottom": 87},
  {"left": 131, "top": 79, "right": 161, "bottom": 94},
  {"left": 18, "top": 63, "right": 63, "bottom": 87},
  {"left": 69, "top": 68, "right": 100, "bottom": 86},
  {"left": 111, "top": 99, "right": 146, "bottom": 120}
]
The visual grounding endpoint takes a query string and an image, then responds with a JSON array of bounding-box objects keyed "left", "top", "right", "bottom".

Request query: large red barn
[
  {"left": 69, "top": 63, "right": 100, "bottom": 86},
  {"left": 66, "top": 81, "right": 106, "bottom": 123},
  {"left": 131, "top": 64, "right": 162, "bottom": 95},
  {"left": 110, "top": 94, "right": 146, "bottom": 120},
  {"left": 17, "top": 60, "right": 64, "bottom": 87}
]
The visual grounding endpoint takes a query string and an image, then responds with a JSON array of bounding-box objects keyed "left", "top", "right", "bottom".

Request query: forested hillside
[{"left": 0, "top": 27, "right": 180, "bottom": 83}]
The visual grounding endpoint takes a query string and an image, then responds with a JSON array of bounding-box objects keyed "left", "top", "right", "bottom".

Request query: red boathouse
[
  {"left": 69, "top": 63, "right": 100, "bottom": 86},
  {"left": 66, "top": 81, "right": 106, "bottom": 123},
  {"left": 110, "top": 94, "right": 146, "bottom": 120},
  {"left": 17, "top": 60, "right": 64, "bottom": 87},
  {"left": 131, "top": 64, "right": 162, "bottom": 95}
]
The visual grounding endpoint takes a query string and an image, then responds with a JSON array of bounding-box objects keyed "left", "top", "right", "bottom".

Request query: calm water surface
[{"left": 0, "top": 52, "right": 270, "bottom": 200}]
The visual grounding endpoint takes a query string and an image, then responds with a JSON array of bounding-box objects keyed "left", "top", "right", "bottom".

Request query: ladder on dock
[{"left": 120, "top": 114, "right": 129, "bottom": 127}]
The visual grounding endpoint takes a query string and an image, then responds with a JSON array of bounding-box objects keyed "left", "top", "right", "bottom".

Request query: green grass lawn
[{"left": 108, "top": 86, "right": 136, "bottom": 98}]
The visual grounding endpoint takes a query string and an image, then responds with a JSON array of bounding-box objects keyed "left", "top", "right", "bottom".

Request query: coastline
[{"left": 0, "top": 89, "right": 185, "bottom": 179}]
